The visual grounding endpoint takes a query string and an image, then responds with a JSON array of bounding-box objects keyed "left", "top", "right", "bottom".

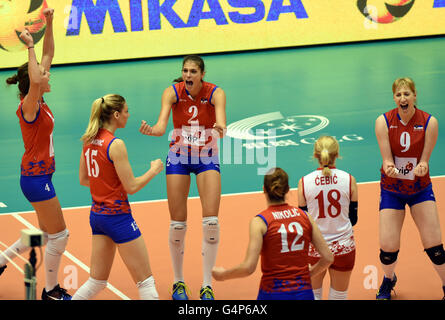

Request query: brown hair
[
  {"left": 5, "top": 63, "right": 30, "bottom": 98},
  {"left": 81, "top": 94, "right": 126, "bottom": 144},
  {"left": 263, "top": 167, "right": 289, "bottom": 202},
  {"left": 173, "top": 55, "right": 205, "bottom": 83},
  {"left": 313, "top": 136, "right": 339, "bottom": 176}
]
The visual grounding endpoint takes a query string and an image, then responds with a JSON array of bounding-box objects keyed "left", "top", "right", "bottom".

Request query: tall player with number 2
[
  {"left": 375, "top": 77, "right": 445, "bottom": 300},
  {"left": 73, "top": 94, "right": 163, "bottom": 300},
  {"left": 139, "top": 55, "right": 226, "bottom": 300},
  {"left": 298, "top": 136, "right": 358, "bottom": 300},
  {"left": 212, "top": 168, "right": 333, "bottom": 300}
]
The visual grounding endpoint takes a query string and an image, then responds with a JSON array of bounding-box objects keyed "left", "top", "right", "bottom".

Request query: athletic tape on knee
[
  {"left": 425, "top": 244, "right": 445, "bottom": 265},
  {"left": 46, "top": 229, "right": 69, "bottom": 256},
  {"left": 169, "top": 221, "right": 187, "bottom": 245},
  {"left": 72, "top": 277, "right": 107, "bottom": 300},
  {"left": 202, "top": 216, "right": 219, "bottom": 244},
  {"left": 379, "top": 249, "right": 399, "bottom": 265}
]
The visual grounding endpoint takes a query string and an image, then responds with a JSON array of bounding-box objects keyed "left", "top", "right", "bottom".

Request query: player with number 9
[
  {"left": 212, "top": 167, "right": 333, "bottom": 300},
  {"left": 139, "top": 55, "right": 227, "bottom": 300},
  {"left": 74, "top": 94, "right": 164, "bottom": 300},
  {"left": 375, "top": 77, "right": 445, "bottom": 300},
  {"left": 297, "top": 136, "right": 358, "bottom": 300}
]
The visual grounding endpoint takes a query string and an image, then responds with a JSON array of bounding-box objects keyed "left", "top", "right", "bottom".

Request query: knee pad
[
  {"left": 379, "top": 249, "right": 399, "bottom": 265},
  {"left": 425, "top": 244, "right": 445, "bottom": 265},
  {"left": 169, "top": 221, "right": 187, "bottom": 245},
  {"left": 202, "top": 216, "right": 219, "bottom": 244},
  {"left": 46, "top": 229, "right": 69, "bottom": 256}
]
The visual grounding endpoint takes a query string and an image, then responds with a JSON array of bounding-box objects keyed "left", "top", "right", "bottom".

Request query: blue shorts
[
  {"left": 257, "top": 289, "right": 314, "bottom": 300},
  {"left": 20, "top": 174, "right": 56, "bottom": 203},
  {"left": 90, "top": 212, "right": 141, "bottom": 244},
  {"left": 379, "top": 183, "right": 436, "bottom": 211},
  {"left": 165, "top": 151, "right": 220, "bottom": 176}
]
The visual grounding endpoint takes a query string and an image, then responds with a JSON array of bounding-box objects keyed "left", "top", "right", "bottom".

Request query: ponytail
[
  {"left": 313, "top": 136, "right": 339, "bottom": 176},
  {"left": 81, "top": 94, "right": 126, "bottom": 144}
]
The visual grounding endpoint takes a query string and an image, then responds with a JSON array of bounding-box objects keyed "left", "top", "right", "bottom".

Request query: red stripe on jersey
[{"left": 83, "top": 129, "right": 131, "bottom": 215}]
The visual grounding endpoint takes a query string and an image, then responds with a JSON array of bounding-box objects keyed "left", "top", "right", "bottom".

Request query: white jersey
[{"left": 302, "top": 168, "right": 354, "bottom": 255}]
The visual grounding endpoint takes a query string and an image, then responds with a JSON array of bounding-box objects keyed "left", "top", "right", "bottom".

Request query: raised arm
[
  {"left": 414, "top": 116, "right": 438, "bottom": 177},
  {"left": 40, "top": 8, "right": 54, "bottom": 72},
  {"left": 109, "top": 139, "right": 163, "bottom": 194},
  {"left": 212, "top": 216, "right": 265, "bottom": 281},
  {"left": 139, "top": 86, "right": 175, "bottom": 137},
  {"left": 19, "top": 30, "right": 41, "bottom": 122},
  {"left": 375, "top": 114, "right": 397, "bottom": 178}
]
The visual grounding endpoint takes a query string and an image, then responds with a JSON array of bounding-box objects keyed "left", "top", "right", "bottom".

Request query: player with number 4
[
  {"left": 139, "top": 55, "right": 226, "bottom": 300},
  {"left": 375, "top": 77, "right": 445, "bottom": 300},
  {"left": 73, "top": 94, "right": 163, "bottom": 300},
  {"left": 298, "top": 136, "right": 358, "bottom": 300}
]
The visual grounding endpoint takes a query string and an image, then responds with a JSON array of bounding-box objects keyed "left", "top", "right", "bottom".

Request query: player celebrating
[
  {"left": 375, "top": 77, "right": 445, "bottom": 300},
  {"left": 139, "top": 55, "right": 226, "bottom": 300},
  {"left": 212, "top": 168, "right": 333, "bottom": 300},
  {"left": 73, "top": 94, "right": 163, "bottom": 300},
  {"left": 2, "top": 9, "right": 71, "bottom": 300},
  {"left": 298, "top": 136, "right": 358, "bottom": 300}
]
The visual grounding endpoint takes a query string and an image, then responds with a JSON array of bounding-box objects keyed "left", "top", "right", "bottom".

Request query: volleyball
[
  {"left": 0, "top": 0, "right": 48, "bottom": 52},
  {"left": 357, "top": 0, "right": 415, "bottom": 24}
]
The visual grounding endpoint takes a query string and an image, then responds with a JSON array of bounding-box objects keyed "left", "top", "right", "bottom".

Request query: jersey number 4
[{"left": 84, "top": 148, "right": 100, "bottom": 178}]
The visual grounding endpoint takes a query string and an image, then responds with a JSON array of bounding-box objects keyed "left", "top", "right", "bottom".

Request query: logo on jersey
[{"left": 413, "top": 124, "right": 423, "bottom": 130}]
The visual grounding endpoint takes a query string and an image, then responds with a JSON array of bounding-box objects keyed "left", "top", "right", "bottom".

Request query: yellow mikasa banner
[{"left": 1, "top": 0, "right": 444, "bottom": 69}]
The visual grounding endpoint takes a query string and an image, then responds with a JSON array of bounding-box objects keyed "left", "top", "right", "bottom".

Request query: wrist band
[{"left": 28, "top": 46, "right": 34, "bottom": 49}]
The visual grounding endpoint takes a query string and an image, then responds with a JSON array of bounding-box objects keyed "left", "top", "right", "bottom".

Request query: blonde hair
[
  {"left": 263, "top": 167, "right": 289, "bottom": 202},
  {"left": 313, "top": 136, "right": 339, "bottom": 176},
  {"left": 392, "top": 77, "right": 416, "bottom": 94},
  {"left": 81, "top": 94, "right": 126, "bottom": 144}
]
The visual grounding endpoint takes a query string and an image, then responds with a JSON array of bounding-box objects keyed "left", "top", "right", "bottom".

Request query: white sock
[
  {"left": 0, "top": 238, "right": 31, "bottom": 266},
  {"left": 328, "top": 287, "right": 348, "bottom": 300},
  {"left": 169, "top": 221, "right": 187, "bottom": 283},
  {"left": 45, "top": 229, "right": 69, "bottom": 291},
  {"left": 202, "top": 216, "right": 220, "bottom": 288},
  {"left": 72, "top": 277, "right": 107, "bottom": 300},
  {"left": 137, "top": 276, "right": 159, "bottom": 300},
  {"left": 313, "top": 287, "right": 323, "bottom": 300}
]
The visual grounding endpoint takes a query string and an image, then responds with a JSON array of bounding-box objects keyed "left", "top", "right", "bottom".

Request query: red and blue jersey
[
  {"left": 16, "top": 99, "right": 55, "bottom": 176},
  {"left": 380, "top": 107, "right": 432, "bottom": 195},
  {"left": 83, "top": 128, "right": 131, "bottom": 215},
  {"left": 256, "top": 204, "right": 313, "bottom": 294},
  {"left": 169, "top": 81, "right": 218, "bottom": 156}
]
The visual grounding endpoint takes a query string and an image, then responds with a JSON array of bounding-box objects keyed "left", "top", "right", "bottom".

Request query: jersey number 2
[{"left": 84, "top": 148, "right": 100, "bottom": 178}]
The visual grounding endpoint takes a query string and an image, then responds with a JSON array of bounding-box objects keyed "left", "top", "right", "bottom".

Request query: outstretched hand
[
  {"left": 212, "top": 266, "right": 227, "bottom": 281},
  {"left": 19, "top": 29, "right": 34, "bottom": 48},
  {"left": 139, "top": 120, "right": 153, "bottom": 136}
]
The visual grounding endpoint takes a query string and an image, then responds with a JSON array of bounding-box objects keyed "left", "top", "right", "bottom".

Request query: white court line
[
  {"left": 10, "top": 213, "right": 130, "bottom": 300},
  {"left": 0, "top": 243, "right": 25, "bottom": 275},
  {"left": 1, "top": 175, "right": 445, "bottom": 216}
]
